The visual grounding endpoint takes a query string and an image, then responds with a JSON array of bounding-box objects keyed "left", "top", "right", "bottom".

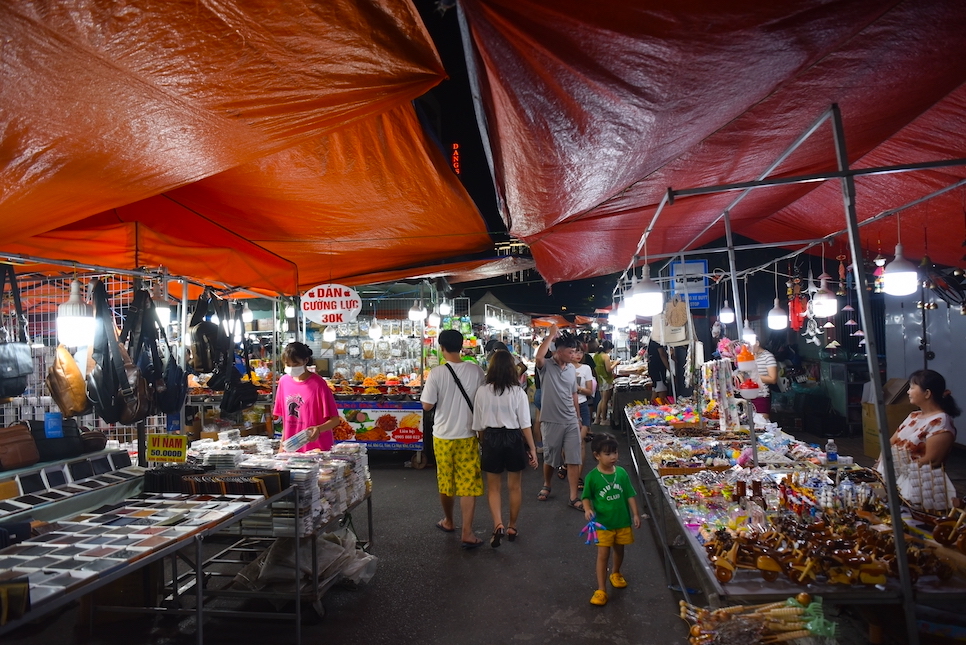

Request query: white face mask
[{"left": 284, "top": 365, "right": 307, "bottom": 377}]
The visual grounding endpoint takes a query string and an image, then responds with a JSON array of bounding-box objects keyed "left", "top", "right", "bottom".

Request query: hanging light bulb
[
  {"left": 241, "top": 302, "right": 254, "bottom": 324},
  {"left": 408, "top": 300, "right": 426, "bottom": 321},
  {"left": 718, "top": 300, "right": 736, "bottom": 325},
  {"left": 322, "top": 326, "right": 337, "bottom": 342},
  {"left": 284, "top": 302, "right": 296, "bottom": 318},
  {"left": 741, "top": 319, "right": 757, "bottom": 344},
  {"left": 882, "top": 243, "right": 918, "bottom": 296},
  {"left": 427, "top": 307, "right": 441, "bottom": 328},
  {"left": 631, "top": 264, "right": 664, "bottom": 316},
  {"left": 812, "top": 273, "right": 839, "bottom": 318},
  {"left": 438, "top": 300, "right": 452, "bottom": 316},
  {"left": 368, "top": 318, "right": 383, "bottom": 339},
  {"left": 57, "top": 280, "right": 96, "bottom": 347},
  {"left": 766, "top": 298, "right": 788, "bottom": 330}
]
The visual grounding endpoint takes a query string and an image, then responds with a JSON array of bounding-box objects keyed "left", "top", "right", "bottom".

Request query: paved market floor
[{"left": 5, "top": 424, "right": 691, "bottom": 645}]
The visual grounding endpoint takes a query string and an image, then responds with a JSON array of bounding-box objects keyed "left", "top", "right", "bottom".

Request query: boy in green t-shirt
[{"left": 581, "top": 433, "right": 640, "bottom": 606}]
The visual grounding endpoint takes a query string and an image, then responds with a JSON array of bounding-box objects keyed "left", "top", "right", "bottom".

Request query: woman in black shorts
[{"left": 472, "top": 350, "right": 538, "bottom": 547}]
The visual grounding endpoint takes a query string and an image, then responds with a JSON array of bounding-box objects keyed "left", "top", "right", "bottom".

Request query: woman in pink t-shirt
[{"left": 273, "top": 342, "right": 340, "bottom": 452}]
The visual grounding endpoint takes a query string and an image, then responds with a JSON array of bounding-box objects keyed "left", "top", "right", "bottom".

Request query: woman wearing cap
[{"left": 876, "top": 369, "right": 960, "bottom": 511}]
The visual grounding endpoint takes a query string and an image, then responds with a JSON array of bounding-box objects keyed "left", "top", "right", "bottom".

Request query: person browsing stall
[
  {"left": 273, "top": 342, "right": 340, "bottom": 452},
  {"left": 535, "top": 325, "right": 584, "bottom": 511},
  {"left": 876, "top": 369, "right": 960, "bottom": 510},
  {"left": 472, "top": 350, "right": 538, "bottom": 547},
  {"left": 421, "top": 329, "right": 486, "bottom": 548},
  {"left": 594, "top": 340, "right": 619, "bottom": 425}
]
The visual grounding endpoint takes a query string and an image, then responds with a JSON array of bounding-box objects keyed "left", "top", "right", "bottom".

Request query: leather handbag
[
  {"left": 0, "top": 265, "right": 34, "bottom": 398},
  {"left": 188, "top": 288, "right": 230, "bottom": 373},
  {"left": 46, "top": 344, "right": 93, "bottom": 417},
  {"left": 0, "top": 423, "right": 40, "bottom": 471},
  {"left": 23, "top": 419, "right": 84, "bottom": 461},
  {"left": 86, "top": 280, "right": 151, "bottom": 425},
  {"left": 220, "top": 303, "right": 259, "bottom": 416},
  {"left": 80, "top": 429, "right": 108, "bottom": 453}
]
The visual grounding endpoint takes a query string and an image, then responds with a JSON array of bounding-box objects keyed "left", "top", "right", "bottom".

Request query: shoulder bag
[
  {"left": 86, "top": 279, "right": 150, "bottom": 425},
  {"left": 220, "top": 303, "right": 259, "bottom": 416},
  {"left": 444, "top": 362, "right": 474, "bottom": 412},
  {"left": 46, "top": 344, "right": 93, "bottom": 417},
  {"left": 0, "top": 265, "right": 34, "bottom": 398},
  {"left": 0, "top": 423, "right": 40, "bottom": 470}
]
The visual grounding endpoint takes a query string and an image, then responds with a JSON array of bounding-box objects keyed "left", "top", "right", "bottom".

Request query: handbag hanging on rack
[
  {"left": 0, "top": 264, "right": 34, "bottom": 398},
  {"left": 220, "top": 303, "right": 259, "bottom": 417},
  {"left": 46, "top": 343, "right": 93, "bottom": 417},
  {"left": 86, "top": 279, "right": 150, "bottom": 425}
]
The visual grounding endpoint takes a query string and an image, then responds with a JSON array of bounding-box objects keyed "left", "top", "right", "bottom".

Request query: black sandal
[
  {"left": 490, "top": 525, "right": 505, "bottom": 548},
  {"left": 556, "top": 465, "right": 567, "bottom": 480},
  {"left": 506, "top": 526, "right": 518, "bottom": 542},
  {"left": 577, "top": 477, "right": 584, "bottom": 492}
]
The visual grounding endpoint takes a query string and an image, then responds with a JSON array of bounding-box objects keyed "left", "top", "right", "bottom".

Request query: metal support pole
[
  {"left": 722, "top": 210, "right": 744, "bottom": 329},
  {"left": 830, "top": 104, "right": 920, "bottom": 645}
]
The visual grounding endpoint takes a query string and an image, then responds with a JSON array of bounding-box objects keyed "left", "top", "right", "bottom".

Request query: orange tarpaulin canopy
[
  {"left": 1, "top": 0, "right": 494, "bottom": 293},
  {"left": 531, "top": 315, "right": 571, "bottom": 328},
  {"left": 460, "top": 0, "right": 966, "bottom": 284}
]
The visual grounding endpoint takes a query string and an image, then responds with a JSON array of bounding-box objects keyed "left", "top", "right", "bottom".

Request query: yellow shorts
[
  {"left": 596, "top": 527, "right": 634, "bottom": 547},
  {"left": 435, "top": 436, "right": 483, "bottom": 497}
]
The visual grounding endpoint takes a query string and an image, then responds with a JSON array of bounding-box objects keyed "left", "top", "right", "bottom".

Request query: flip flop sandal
[
  {"left": 460, "top": 538, "right": 484, "bottom": 549},
  {"left": 537, "top": 486, "right": 551, "bottom": 501},
  {"left": 435, "top": 520, "right": 455, "bottom": 533},
  {"left": 556, "top": 466, "right": 567, "bottom": 480}
]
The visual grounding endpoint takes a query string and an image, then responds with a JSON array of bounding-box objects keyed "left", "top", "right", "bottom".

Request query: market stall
[{"left": 620, "top": 375, "right": 966, "bottom": 619}]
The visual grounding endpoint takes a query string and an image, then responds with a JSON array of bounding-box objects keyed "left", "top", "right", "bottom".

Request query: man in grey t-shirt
[{"left": 534, "top": 324, "right": 583, "bottom": 510}]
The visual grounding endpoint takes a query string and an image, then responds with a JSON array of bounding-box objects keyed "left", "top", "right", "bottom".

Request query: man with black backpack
[{"left": 420, "top": 330, "right": 485, "bottom": 549}]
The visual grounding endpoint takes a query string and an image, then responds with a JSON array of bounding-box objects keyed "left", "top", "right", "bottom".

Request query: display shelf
[{"left": 622, "top": 405, "right": 966, "bottom": 609}]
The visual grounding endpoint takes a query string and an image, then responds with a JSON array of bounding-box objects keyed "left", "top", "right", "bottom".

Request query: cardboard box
[{"left": 862, "top": 401, "right": 917, "bottom": 458}]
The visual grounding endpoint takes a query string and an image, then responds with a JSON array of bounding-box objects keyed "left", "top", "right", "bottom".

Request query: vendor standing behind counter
[{"left": 876, "top": 369, "right": 961, "bottom": 511}]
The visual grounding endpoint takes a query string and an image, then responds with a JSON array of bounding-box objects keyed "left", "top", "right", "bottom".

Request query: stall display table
[{"left": 622, "top": 404, "right": 966, "bottom": 610}]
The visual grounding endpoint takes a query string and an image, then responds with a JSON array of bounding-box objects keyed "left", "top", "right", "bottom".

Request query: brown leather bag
[
  {"left": 46, "top": 344, "right": 93, "bottom": 417},
  {"left": 0, "top": 424, "right": 40, "bottom": 470}
]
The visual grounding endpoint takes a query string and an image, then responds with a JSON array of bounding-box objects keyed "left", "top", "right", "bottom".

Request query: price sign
[
  {"left": 301, "top": 284, "right": 362, "bottom": 325},
  {"left": 147, "top": 434, "right": 188, "bottom": 463}
]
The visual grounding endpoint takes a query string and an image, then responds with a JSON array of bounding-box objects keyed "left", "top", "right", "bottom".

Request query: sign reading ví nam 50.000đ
[{"left": 301, "top": 284, "right": 362, "bottom": 325}]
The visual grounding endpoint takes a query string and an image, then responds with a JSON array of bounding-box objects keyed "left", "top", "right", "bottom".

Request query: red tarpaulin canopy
[
  {"left": 460, "top": 0, "right": 966, "bottom": 284},
  {"left": 0, "top": 0, "right": 494, "bottom": 293}
]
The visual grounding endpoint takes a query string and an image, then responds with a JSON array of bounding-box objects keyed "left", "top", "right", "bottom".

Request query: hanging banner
[{"left": 301, "top": 284, "right": 362, "bottom": 325}]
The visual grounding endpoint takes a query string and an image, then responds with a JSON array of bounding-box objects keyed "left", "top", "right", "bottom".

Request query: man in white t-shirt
[{"left": 421, "top": 330, "right": 486, "bottom": 548}]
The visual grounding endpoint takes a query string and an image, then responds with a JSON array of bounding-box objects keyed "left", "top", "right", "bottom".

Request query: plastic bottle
[{"left": 825, "top": 438, "right": 838, "bottom": 465}]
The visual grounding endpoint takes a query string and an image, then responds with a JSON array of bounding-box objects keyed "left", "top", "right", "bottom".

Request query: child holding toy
[{"left": 581, "top": 433, "right": 640, "bottom": 606}]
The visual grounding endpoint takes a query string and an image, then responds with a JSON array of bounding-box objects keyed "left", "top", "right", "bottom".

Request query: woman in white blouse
[{"left": 473, "top": 350, "right": 538, "bottom": 547}]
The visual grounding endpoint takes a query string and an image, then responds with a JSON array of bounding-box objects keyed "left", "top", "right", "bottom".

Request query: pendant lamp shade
[
  {"left": 368, "top": 319, "right": 383, "bottom": 339},
  {"left": 812, "top": 273, "right": 839, "bottom": 318},
  {"left": 322, "top": 326, "right": 337, "bottom": 342},
  {"left": 718, "top": 300, "right": 736, "bottom": 325},
  {"left": 57, "top": 280, "right": 95, "bottom": 347},
  {"left": 427, "top": 308, "right": 441, "bottom": 328},
  {"left": 438, "top": 300, "right": 452, "bottom": 316},
  {"left": 766, "top": 298, "right": 788, "bottom": 330},
  {"left": 882, "top": 243, "right": 919, "bottom": 296}
]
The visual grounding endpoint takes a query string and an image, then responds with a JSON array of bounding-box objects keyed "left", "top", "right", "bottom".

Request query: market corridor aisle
[
  {"left": 318, "top": 424, "right": 690, "bottom": 645},
  {"left": 4, "top": 425, "right": 689, "bottom": 645}
]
